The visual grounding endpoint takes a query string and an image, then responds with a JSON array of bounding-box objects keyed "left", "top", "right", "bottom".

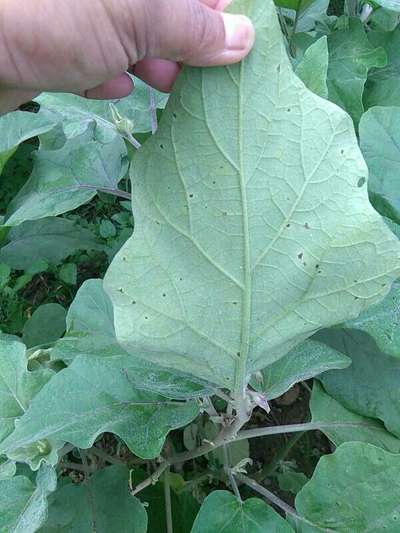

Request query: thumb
[{"left": 140, "top": 0, "right": 255, "bottom": 67}]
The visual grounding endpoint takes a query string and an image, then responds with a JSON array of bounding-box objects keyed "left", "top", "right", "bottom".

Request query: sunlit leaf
[
  {"left": 0, "top": 465, "right": 56, "bottom": 533},
  {"left": 296, "top": 442, "right": 400, "bottom": 531},
  {"left": 191, "top": 490, "right": 293, "bottom": 532},
  {"left": 359, "top": 106, "right": 400, "bottom": 224},
  {"left": 311, "top": 381, "right": 400, "bottom": 452},
  {"left": 105, "top": 0, "right": 400, "bottom": 393},
  {"left": 40, "top": 465, "right": 147, "bottom": 533},
  {"left": 4, "top": 126, "right": 128, "bottom": 226}
]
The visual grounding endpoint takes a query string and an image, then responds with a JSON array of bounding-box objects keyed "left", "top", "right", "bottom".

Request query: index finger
[{"left": 199, "top": 0, "right": 232, "bottom": 10}]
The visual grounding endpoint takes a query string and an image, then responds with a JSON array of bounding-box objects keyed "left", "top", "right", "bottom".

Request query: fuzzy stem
[
  {"left": 164, "top": 468, "right": 174, "bottom": 533},
  {"left": 235, "top": 473, "right": 337, "bottom": 533}
]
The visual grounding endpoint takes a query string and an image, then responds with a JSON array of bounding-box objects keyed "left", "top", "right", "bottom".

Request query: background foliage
[{"left": 1, "top": 0, "right": 400, "bottom": 531}]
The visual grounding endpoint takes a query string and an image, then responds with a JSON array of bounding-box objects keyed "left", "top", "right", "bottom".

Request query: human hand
[{"left": 0, "top": 0, "right": 255, "bottom": 113}]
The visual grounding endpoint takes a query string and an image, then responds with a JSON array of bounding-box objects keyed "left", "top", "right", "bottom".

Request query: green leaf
[
  {"left": 274, "top": 0, "right": 314, "bottom": 12},
  {"left": 36, "top": 78, "right": 167, "bottom": 139},
  {"left": 0, "top": 465, "right": 56, "bottom": 533},
  {"left": 369, "top": 8, "right": 400, "bottom": 32},
  {"left": 191, "top": 490, "right": 294, "bottom": 532},
  {"left": 104, "top": 0, "right": 400, "bottom": 393},
  {"left": 58, "top": 263, "right": 77, "bottom": 286},
  {"left": 359, "top": 106, "right": 400, "bottom": 223},
  {"left": 99, "top": 219, "right": 117, "bottom": 239},
  {"left": 0, "top": 336, "right": 52, "bottom": 444},
  {"left": 365, "top": 28, "right": 400, "bottom": 108},
  {"left": 254, "top": 339, "right": 350, "bottom": 400},
  {"left": 311, "top": 381, "right": 400, "bottom": 452},
  {"left": 297, "top": 0, "right": 331, "bottom": 32},
  {"left": 374, "top": 0, "right": 400, "bottom": 12},
  {"left": 132, "top": 470, "right": 200, "bottom": 533},
  {"left": 295, "top": 442, "right": 400, "bottom": 531},
  {"left": 40, "top": 465, "right": 147, "bottom": 533},
  {"left": 0, "top": 336, "right": 57, "bottom": 469},
  {"left": 0, "top": 217, "right": 100, "bottom": 270},
  {"left": 343, "top": 280, "right": 400, "bottom": 357},
  {"left": 318, "top": 328, "right": 400, "bottom": 439},
  {"left": 22, "top": 304, "right": 67, "bottom": 349},
  {"left": 52, "top": 279, "right": 215, "bottom": 398},
  {"left": 295, "top": 36, "right": 329, "bottom": 98},
  {"left": 0, "top": 458, "right": 16, "bottom": 480},
  {"left": 277, "top": 471, "right": 308, "bottom": 495},
  {"left": 0, "top": 111, "right": 55, "bottom": 176},
  {"left": 4, "top": 126, "right": 128, "bottom": 226},
  {"left": 326, "top": 18, "right": 387, "bottom": 124},
  {"left": 0, "top": 263, "right": 11, "bottom": 288},
  {"left": 282, "top": 0, "right": 332, "bottom": 33},
  {"left": 0, "top": 352, "right": 199, "bottom": 459}
]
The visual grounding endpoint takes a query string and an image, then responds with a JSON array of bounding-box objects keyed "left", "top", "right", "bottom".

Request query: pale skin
[{"left": 0, "top": 0, "right": 255, "bottom": 114}]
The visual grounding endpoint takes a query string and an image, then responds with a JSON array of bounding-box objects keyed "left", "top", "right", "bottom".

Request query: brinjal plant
[{"left": 1, "top": 0, "right": 400, "bottom": 531}]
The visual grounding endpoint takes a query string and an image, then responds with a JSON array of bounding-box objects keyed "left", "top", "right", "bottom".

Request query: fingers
[
  {"left": 139, "top": 0, "right": 255, "bottom": 67},
  {"left": 0, "top": 89, "right": 39, "bottom": 115},
  {"left": 199, "top": 0, "right": 232, "bottom": 10},
  {"left": 132, "top": 59, "right": 181, "bottom": 93},
  {"left": 84, "top": 73, "right": 134, "bottom": 100}
]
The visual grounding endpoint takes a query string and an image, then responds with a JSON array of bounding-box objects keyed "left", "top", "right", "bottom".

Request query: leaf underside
[{"left": 104, "top": 0, "right": 400, "bottom": 394}]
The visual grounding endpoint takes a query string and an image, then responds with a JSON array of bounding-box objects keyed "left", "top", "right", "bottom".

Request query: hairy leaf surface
[
  {"left": 0, "top": 112, "right": 55, "bottom": 177},
  {"left": 0, "top": 217, "right": 100, "bottom": 270},
  {"left": 311, "top": 382, "right": 400, "bottom": 452},
  {"left": 191, "top": 490, "right": 293, "bottom": 533},
  {"left": 373, "top": 0, "right": 400, "bottom": 12},
  {"left": 254, "top": 339, "right": 350, "bottom": 399},
  {"left": 295, "top": 37, "right": 329, "bottom": 98},
  {"left": 0, "top": 337, "right": 53, "bottom": 449},
  {"left": 40, "top": 465, "right": 147, "bottom": 533},
  {"left": 105, "top": 0, "right": 400, "bottom": 392},
  {"left": 364, "top": 28, "right": 400, "bottom": 108},
  {"left": 0, "top": 353, "right": 199, "bottom": 459},
  {"left": 318, "top": 329, "right": 400, "bottom": 437},
  {"left": 52, "top": 279, "right": 215, "bottom": 398},
  {"left": 295, "top": 442, "right": 400, "bottom": 532},
  {"left": 360, "top": 106, "right": 400, "bottom": 223},
  {"left": 22, "top": 304, "right": 67, "bottom": 349},
  {"left": 36, "top": 78, "right": 167, "bottom": 139},
  {"left": 5, "top": 126, "right": 128, "bottom": 226},
  {"left": 0, "top": 465, "right": 56, "bottom": 533},
  {"left": 326, "top": 18, "right": 387, "bottom": 124},
  {"left": 344, "top": 280, "right": 400, "bottom": 357}
]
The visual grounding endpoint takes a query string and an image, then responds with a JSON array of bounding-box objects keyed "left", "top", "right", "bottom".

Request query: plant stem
[
  {"left": 76, "top": 184, "right": 132, "bottom": 200},
  {"left": 130, "top": 420, "right": 366, "bottom": 496},
  {"left": 62, "top": 461, "right": 94, "bottom": 474},
  {"left": 130, "top": 407, "right": 250, "bottom": 496},
  {"left": 148, "top": 87, "right": 158, "bottom": 135},
  {"left": 223, "top": 445, "right": 242, "bottom": 501},
  {"left": 235, "top": 421, "right": 367, "bottom": 441},
  {"left": 164, "top": 468, "right": 174, "bottom": 533},
  {"left": 235, "top": 473, "right": 337, "bottom": 533},
  {"left": 79, "top": 450, "right": 91, "bottom": 481},
  {"left": 91, "top": 446, "right": 124, "bottom": 465},
  {"left": 234, "top": 472, "right": 297, "bottom": 516},
  {"left": 345, "top": 0, "right": 358, "bottom": 16},
  {"left": 277, "top": 7, "right": 290, "bottom": 42},
  {"left": 123, "top": 131, "right": 142, "bottom": 150},
  {"left": 289, "top": 0, "right": 303, "bottom": 56},
  {"left": 58, "top": 443, "right": 75, "bottom": 459}
]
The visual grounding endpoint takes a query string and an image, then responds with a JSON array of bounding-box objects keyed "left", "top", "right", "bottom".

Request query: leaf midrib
[{"left": 235, "top": 59, "right": 252, "bottom": 398}]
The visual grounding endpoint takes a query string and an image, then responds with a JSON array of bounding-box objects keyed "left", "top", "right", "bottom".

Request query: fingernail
[{"left": 223, "top": 13, "right": 255, "bottom": 52}]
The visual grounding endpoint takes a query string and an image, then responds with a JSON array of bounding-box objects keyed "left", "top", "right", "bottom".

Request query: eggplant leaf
[{"left": 105, "top": 0, "right": 400, "bottom": 393}]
